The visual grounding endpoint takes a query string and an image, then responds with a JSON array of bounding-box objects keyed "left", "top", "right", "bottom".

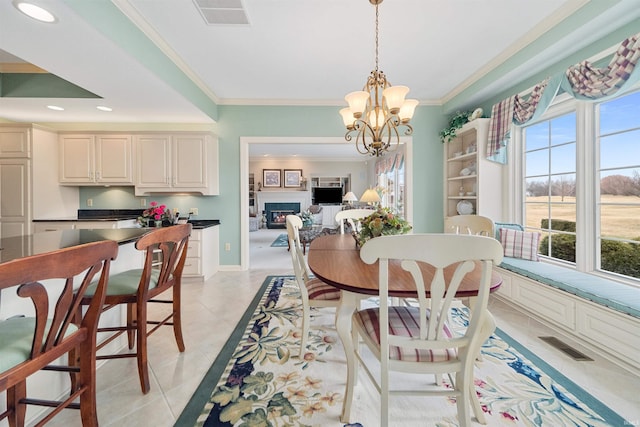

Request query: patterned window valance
[
  {"left": 562, "top": 32, "right": 640, "bottom": 100},
  {"left": 486, "top": 31, "right": 640, "bottom": 164}
]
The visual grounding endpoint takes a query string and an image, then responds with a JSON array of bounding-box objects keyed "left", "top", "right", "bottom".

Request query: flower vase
[{"left": 155, "top": 220, "right": 162, "bottom": 228}]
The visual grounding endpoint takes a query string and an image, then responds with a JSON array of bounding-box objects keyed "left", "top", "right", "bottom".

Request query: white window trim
[{"left": 511, "top": 92, "right": 639, "bottom": 287}]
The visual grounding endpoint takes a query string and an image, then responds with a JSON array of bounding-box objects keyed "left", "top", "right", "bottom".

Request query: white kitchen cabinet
[
  {"left": 0, "top": 124, "right": 78, "bottom": 237},
  {"left": 59, "top": 133, "right": 133, "bottom": 185},
  {"left": 0, "top": 159, "right": 29, "bottom": 238},
  {"left": 183, "top": 226, "right": 219, "bottom": 281},
  {"left": 134, "top": 132, "right": 219, "bottom": 195},
  {"left": 0, "top": 127, "right": 30, "bottom": 158}
]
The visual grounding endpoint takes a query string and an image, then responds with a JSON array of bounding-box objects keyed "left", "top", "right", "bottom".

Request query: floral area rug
[
  {"left": 175, "top": 276, "right": 624, "bottom": 427},
  {"left": 270, "top": 234, "right": 289, "bottom": 248}
]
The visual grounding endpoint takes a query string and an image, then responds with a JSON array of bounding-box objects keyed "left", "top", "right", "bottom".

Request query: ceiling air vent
[{"left": 193, "top": 0, "right": 249, "bottom": 25}]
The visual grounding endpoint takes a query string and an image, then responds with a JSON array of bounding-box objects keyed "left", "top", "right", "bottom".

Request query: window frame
[{"left": 511, "top": 92, "right": 639, "bottom": 287}]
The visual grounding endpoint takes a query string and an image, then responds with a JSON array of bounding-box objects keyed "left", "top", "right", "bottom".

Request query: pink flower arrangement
[{"left": 138, "top": 201, "right": 169, "bottom": 226}]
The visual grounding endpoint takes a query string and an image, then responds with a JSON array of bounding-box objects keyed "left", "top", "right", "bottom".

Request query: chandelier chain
[{"left": 374, "top": 3, "right": 379, "bottom": 71}]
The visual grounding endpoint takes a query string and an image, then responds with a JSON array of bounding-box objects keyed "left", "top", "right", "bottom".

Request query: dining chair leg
[
  {"left": 299, "top": 303, "right": 310, "bottom": 357},
  {"left": 172, "top": 285, "right": 186, "bottom": 352},
  {"left": 136, "top": 301, "right": 151, "bottom": 394},
  {"left": 79, "top": 342, "right": 99, "bottom": 427},
  {"left": 456, "top": 370, "right": 472, "bottom": 427},
  {"left": 127, "top": 303, "right": 136, "bottom": 349},
  {"left": 7, "top": 381, "right": 26, "bottom": 427},
  {"left": 338, "top": 292, "right": 358, "bottom": 423}
]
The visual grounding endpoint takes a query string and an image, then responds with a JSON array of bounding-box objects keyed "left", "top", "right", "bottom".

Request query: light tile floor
[{"left": 35, "top": 228, "right": 640, "bottom": 426}]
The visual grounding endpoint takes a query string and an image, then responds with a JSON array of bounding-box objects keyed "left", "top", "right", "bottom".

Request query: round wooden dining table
[{"left": 307, "top": 233, "right": 503, "bottom": 423}]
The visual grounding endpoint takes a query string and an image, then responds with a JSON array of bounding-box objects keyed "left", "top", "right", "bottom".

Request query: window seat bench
[{"left": 494, "top": 257, "right": 640, "bottom": 375}]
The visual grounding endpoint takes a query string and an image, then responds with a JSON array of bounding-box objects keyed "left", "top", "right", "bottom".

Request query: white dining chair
[
  {"left": 445, "top": 215, "right": 495, "bottom": 237},
  {"left": 285, "top": 215, "right": 341, "bottom": 356},
  {"left": 345, "top": 233, "right": 503, "bottom": 427},
  {"left": 334, "top": 208, "right": 374, "bottom": 234}
]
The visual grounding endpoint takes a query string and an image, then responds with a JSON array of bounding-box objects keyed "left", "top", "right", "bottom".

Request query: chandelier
[{"left": 339, "top": 0, "right": 418, "bottom": 157}]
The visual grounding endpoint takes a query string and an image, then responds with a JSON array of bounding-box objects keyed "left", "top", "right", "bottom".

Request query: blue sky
[{"left": 524, "top": 89, "right": 639, "bottom": 180}]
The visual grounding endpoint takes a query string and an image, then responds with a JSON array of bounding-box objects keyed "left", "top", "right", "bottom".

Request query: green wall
[{"left": 80, "top": 103, "right": 446, "bottom": 266}]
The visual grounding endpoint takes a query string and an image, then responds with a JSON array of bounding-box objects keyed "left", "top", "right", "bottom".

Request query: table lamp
[
  {"left": 342, "top": 191, "right": 358, "bottom": 205},
  {"left": 360, "top": 188, "right": 381, "bottom": 206}
]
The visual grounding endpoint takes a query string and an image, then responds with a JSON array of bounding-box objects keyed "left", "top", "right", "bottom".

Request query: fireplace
[{"left": 265, "top": 203, "right": 300, "bottom": 228}]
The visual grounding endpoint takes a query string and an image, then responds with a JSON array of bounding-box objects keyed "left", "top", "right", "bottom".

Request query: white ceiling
[{"left": 1, "top": 0, "right": 639, "bottom": 160}]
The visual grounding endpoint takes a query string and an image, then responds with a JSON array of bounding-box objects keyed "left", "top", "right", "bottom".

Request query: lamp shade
[
  {"left": 360, "top": 188, "right": 381, "bottom": 203},
  {"left": 343, "top": 191, "right": 358, "bottom": 202},
  {"left": 339, "top": 108, "right": 354, "bottom": 127},
  {"left": 399, "top": 99, "right": 419, "bottom": 122},
  {"left": 345, "top": 91, "right": 370, "bottom": 117},
  {"left": 383, "top": 85, "right": 409, "bottom": 113}
]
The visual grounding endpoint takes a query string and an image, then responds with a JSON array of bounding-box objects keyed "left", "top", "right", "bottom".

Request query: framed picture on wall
[
  {"left": 284, "top": 169, "right": 303, "bottom": 188},
  {"left": 263, "top": 169, "right": 281, "bottom": 187}
]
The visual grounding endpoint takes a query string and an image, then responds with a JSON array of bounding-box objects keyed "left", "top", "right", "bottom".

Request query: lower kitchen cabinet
[{"left": 183, "top": 226, "right": 219, "bottom": 281}]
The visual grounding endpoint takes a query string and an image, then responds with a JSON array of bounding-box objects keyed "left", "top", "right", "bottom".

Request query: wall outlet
[
  {"left": 190, "top": 208, "right": 199, "bottom": 216},
  {"left": 140, "top": 198, "right": 147, "bottom": 207},
  {"left": 224, "top": 243, "right": 231, "bottom": 251},
  {"left": 87, "top": 198, "right": 93, "bottom": 207}
]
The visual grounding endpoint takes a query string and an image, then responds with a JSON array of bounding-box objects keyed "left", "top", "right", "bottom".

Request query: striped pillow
[{"left": 500, "top": 228, "right": 540, "bottom": 261}]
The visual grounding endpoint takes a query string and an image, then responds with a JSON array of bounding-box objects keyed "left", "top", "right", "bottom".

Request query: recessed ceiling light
[
  {"left": 96, "top": 106, "right": 113, "bottom": 112},
  {"left": 14, "top": 1, "right": 57, "bottom": 23},
  {"left": 47, "top": 105, "right": 64, "bottom": 111}
]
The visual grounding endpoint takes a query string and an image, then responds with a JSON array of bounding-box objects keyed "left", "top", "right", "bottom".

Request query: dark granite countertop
[
  {"left": 33, "top": 209, "right": 144, "bottom": 222},
  {"left": 0, "top": 228, "right": 150, "bottom": 264},
  {"left": 33, "top": 209, "right": 221, "bottom": 229}
]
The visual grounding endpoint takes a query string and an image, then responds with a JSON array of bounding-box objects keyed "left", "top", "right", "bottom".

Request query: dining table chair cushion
[
  {"left": 0, "top": 318, "right": 78, "bottom": 372},
  {"left": 354, "top": 306, "right": 456, "bottom": 363},
  {"left": 85, "top": 268, "right": 161, "bottom": 297},
  {"left": 306, "top": 277, "right": 341, "bottom": 301}
]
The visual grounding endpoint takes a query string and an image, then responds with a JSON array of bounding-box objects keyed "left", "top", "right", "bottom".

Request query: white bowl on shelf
[
  {"left": 466, "top": 192, "right": 475, "bottom": 196},
  {"left": 456, "top": 200, "right": 474, "bottom": 215}
]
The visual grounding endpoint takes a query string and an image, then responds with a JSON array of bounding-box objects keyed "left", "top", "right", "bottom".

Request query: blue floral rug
[
  {"left": 270, "top": 234, "right": 289, "bottom": 247},
  {"left": 175, "top": 276, "right": 625, "bottom": 426}
]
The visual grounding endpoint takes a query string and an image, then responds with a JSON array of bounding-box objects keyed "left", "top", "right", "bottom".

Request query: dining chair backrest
[
  {"left": 359, "top": 233, "right": 503, "bottom": 367},
  {"left": 134, "top": 223, "right": 192, "bottom": 300},
  {"left": 335, "top": 208, "right": 374, "bottom": 234},
  {"left": 0, "top": 240, "right": 118, "bottom": 426},
  {"left": 444, "top": 215, "right": 495, "bottom": 237},
  {"left": 286, "top": 214, "right": 311, "bottom": 283}
]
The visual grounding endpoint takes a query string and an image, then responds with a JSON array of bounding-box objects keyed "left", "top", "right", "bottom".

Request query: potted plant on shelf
[{"left": 439, "top": 110, "right": 472, "bottom": 143}]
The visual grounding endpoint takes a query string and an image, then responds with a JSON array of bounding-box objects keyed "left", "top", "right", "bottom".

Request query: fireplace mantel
[{"left": 257, "top": 191, "right": 311, "bottom": 214}]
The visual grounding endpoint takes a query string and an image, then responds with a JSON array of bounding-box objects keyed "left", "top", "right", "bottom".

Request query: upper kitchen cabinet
[
  {"left": 59, "top": 133, "right": 133, "bottom": 185},
  {"left": 134, "top": 132, "right": 219, "bottom": 196},
  {"left": 0, "top": 124, "right": 78, "bottom": 238},
  {"left": 0, "top": 127, "right": 30, "bottom": 158}
]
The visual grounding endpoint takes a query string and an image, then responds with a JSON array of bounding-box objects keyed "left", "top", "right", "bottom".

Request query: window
[
  {"left": 524, "top": 112, "right": 577, "bottom": 262},
  {"left": 376, "top": 152, "right": 406, "bottom": 217},
  {"left": 519, "top": 89, "right": 640, "bottom": 282},
  {"left": 597, "top": 91, "right": 640, "bottom": 279}
]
